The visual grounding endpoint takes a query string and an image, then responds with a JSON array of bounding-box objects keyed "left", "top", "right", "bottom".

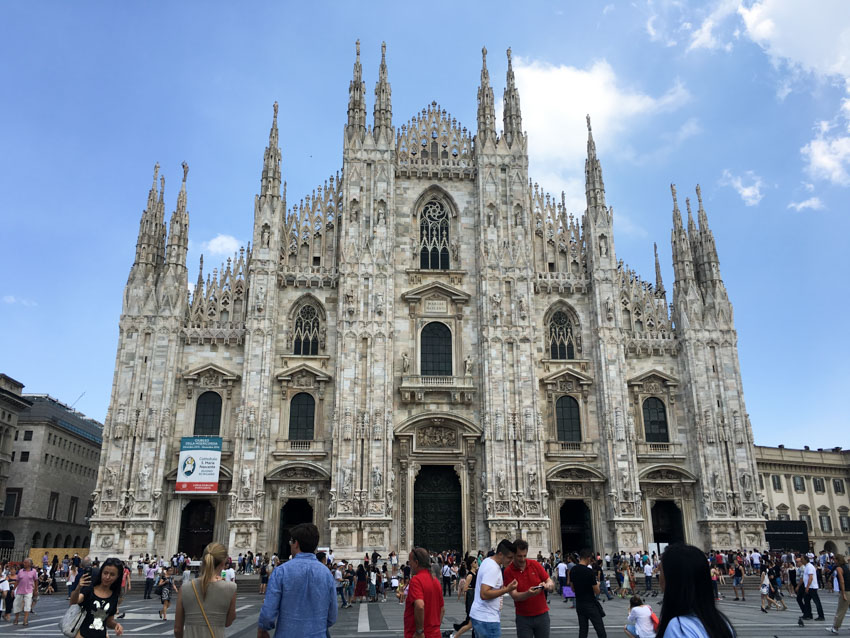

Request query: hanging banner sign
[{"left": 176, "top": 436, "right": 222, "bottom": 493}]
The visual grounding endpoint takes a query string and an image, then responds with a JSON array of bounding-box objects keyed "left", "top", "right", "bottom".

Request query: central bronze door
[{"left": 414, "top": 465, "right": 462, "bottom": 552}]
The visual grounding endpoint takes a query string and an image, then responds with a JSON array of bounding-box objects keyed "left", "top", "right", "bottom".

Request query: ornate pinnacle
[{"left": 181, "top": 161, "right": 189, "bottom": 183}]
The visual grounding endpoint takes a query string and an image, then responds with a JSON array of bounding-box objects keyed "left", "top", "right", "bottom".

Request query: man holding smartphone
[{"left": 504, "top": 539, "right": 555, "bottom": 638}]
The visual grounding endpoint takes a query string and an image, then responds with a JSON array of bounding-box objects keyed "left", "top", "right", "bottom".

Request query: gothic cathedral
[{"left": 89, "top": 43, "right": 766, "bottom": 559}]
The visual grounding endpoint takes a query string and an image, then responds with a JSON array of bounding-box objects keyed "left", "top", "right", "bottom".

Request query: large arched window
[
  {"left": 194, "top": 391, "right": 222, "bottom": 436},
  {"left": 556, "top": 396, "right": 581, "bottom": 442},
  {"left": 547, "top": 311, "right": 577, "bottom": 359},
  {"left": 420, "top": 322, "right": 452, "bottom": 376},
  {"left": 419, "top": 200, "right": 450, "bottom": 270},
  {"left": 293, "top": 304, "right": 320, "bottom": 355},
  {"left": 288, "top": 393, "right": 315, "bottom": 440},
  {"left": 642, "top": 397, "right": 669, "bottom": 443}
]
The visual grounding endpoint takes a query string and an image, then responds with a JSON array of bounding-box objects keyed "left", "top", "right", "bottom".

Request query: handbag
[
  {"left": 649, "top": 606, "right": 660, "bottom": 631},
  {"left": 595, "top": 599, "right": 606, "bottom": 618},
  {"left": 191, "top": 580, "right": 216, "bottom": 638},
  {"left": 59, "top": 603, "right": 85, "bottom": 638}
]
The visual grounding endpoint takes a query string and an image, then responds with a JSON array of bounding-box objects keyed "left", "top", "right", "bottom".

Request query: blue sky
[{"left": 1, "top": 1, "right": 848, "bottom": 448}]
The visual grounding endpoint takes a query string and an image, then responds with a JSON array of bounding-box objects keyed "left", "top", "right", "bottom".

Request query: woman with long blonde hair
[{"left": 174, "top": 543, "right": 237, "bottom": 638}]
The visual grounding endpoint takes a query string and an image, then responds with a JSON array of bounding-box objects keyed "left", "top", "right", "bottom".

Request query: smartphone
[{"left": 529, "top": 585, "right": 543, "bottom": 591}]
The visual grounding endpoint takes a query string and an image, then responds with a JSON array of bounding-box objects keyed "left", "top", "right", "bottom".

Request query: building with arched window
[{"left": 91, "top": 43, "right": 776, "bottom": 558}]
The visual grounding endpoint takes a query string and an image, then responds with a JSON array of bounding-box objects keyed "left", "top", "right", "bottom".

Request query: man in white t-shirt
[
  {"left": 470, "top": 540, "right": 519, "bottom": 637},
  {"left": 556, "top": 560, "right": 569, "bottom": 602},
  {"left": 800, "top": 555, "right": 825, "bottom": 620},
  {"left": 751, "top": 550, "right": 761, "bottom": 572},
  {"left": 643, "top": 562, "right": 654, "bottom": 594},
  {"left": 224, "top": 564, "right": 236, "bottom": 582}
]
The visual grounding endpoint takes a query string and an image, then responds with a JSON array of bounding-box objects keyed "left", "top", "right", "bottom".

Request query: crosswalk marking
[
  {"left": 235, "top": 603, "right": 254, "bottom": 611},
  {"left": 131, "top": 622, "right": 164, "bottom": 631},
  {"left": 357, "top": 602, "right": 370, "bottom": 633}
]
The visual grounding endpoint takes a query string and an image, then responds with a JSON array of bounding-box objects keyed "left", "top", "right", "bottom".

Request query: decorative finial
[
  {"left": 671, "top": 183, "right": 677, "bottom": 202},
  {"left": 685, "top": 197, "right": 692, "bottom": 216},
  {"left": 181, "top": 161, "right": 189, "bottom": 183},
  {"left": 160, "top": 175, "right": 165, "bottom": 192},
  {"left": 482, "top": 46, "right": 488, "bottom": 66},
  {"left": 586, "top": 114, "right": 592, "bottom": 132},
  {"left": 381, "top": 41, "right": 386, "bottom": 60},
  {"left": 507, "top": 47, "right": 512, "bottom": 63},
  {"left": 152, "top": 162, "right": 160, "bottom": 189},
  {"left": 273, "top": 101, "right": 279, "bottom": 120},
  {"left": 356, "top": 39, "right": 360, "bottom": 59},
  {"left": 696, "top": 183, "right": 703, "bottom": 206}
]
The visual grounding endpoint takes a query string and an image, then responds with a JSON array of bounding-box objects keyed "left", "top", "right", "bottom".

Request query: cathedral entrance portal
[
  {"left": 651, "top": 500, "right": 685, "bottom": 545},
  {"left": 178, "top": 500, "right": 215, "bottom": 560},
  {"left": 279, "top": 499, "right": 313, "bottom": 559},
  {"left": 560, "top": 500, "right": 592, "bottom": 553},
  {"left": 414, "top": 465, "right": 462, "bottom": 552}
]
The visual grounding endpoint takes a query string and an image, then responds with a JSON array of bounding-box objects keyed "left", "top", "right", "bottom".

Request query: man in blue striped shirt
[{"left": 257, "top": 523, "right": 337, "bottom": 638}]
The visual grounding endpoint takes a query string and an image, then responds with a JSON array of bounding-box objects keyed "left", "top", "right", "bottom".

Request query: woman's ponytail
[{"left": 200, "top": 542, "right": 228, "bottom": 598}]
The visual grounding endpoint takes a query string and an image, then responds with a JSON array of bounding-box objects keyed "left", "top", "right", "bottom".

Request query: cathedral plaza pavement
[{"left": 13, "top": 575, "right": 846, "bottom": 637}]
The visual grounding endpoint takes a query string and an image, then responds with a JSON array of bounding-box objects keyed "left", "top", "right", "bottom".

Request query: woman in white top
[{"left": 625, "top": 595, "right": 656, "bottom": 638}]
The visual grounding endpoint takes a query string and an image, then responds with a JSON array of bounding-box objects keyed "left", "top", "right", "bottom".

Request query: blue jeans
[{"left": 471, "top": 618, "right": 501, "bottom": 638}]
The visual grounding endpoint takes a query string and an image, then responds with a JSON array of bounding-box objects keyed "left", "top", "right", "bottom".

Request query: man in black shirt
[{"left": 570, "top": 548, "right": 607, "bottom": 637}]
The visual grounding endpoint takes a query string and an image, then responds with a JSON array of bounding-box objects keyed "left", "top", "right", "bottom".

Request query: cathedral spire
[
  {"left": 261, "top": 101, "right": 282, "bottom": 198},
  {"left": 654, "top": 242, "right": 665, "bottom": 295},
  {"left": 502, "top": 47, "right": 522, "bottom": 146},
  {"left": 672, "top": 183, "right": 683, "bottom": 230},
  {"left": 670, "top": 184, "right": 695, "bottom": 284},
  {"left": 346, "top": 39, "right": 367, "bottom": 141},
  {"left": 694, "top": 184, "right": 724, "bottom": 286},
  {"left": 686, "top": 195, "right": 697, "bottom": 238},
  {"left": 166, "top": 162, "right": 190, "bottom": 269},
  {"left": 477, "top": 46, "right": 496, "bottom": 142},
  {"left": 373, "top": 41, "right": 393, "bottom": 142},
  {"left": 584, "top": 115, "right": 606, "bottom": 210},
  {"left": 133, "top": 163, "right": 162, "bottom": 268}
]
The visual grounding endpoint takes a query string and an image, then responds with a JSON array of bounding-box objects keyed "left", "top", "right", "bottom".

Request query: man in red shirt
[
  {"left": 403, "top": 547, "right": 445, "bottom": 638},
  {"left": 504, "top": 539, "right": 555, "bottom": 638}
]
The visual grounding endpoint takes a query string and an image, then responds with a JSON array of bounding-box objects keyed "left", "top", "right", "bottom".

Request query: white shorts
[{"left": 12, "top": 592, "right": 33, "bottom": 613}]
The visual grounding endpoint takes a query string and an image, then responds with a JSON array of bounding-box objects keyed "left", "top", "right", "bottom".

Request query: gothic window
[
  {"left": 642, "top": 397, "right": 669, "bottom": 443},
  {"left": 555, "top": 396, "right": 581, "bottom": 442},
  {"left": 288, "top": 393, "right": 315, "bottom": 440},
  {"left": 771, "top": 474, "right": 783, "bottom": 491},
  {"left": 420, "top": 322, "right": 452, "bottom": 376},
  {"left": 419, "top": 200, "right": 450, "bottom": 270},
  {"left": 547, "top": 311, "right": 577, "bottom": 359},
  {"left": 194, "top": 391, "right": 222, "bottom": 436},
  {"left": 293, "top": 304, "right": 320, "bottom": 355}
]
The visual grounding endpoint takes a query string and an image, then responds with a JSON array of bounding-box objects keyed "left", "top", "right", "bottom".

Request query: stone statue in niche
[
  {"left": 341, "top": 467, "right": 352, "bottom": 498},
  {"left": 261, "top": 224, "right": 270, "bottom": 248},
  {"left": 138, "top": 463, "right": 151, "bottom": 495},
  {"left": 518, "top": 296, "right": 527, "bottom": 318},
  {"left": 374, "top": 292, "right": 384, "bottom": 315},
  {"left": 464, "top": 356, "right": 473, "bottom": 376},
  {"left": 497, "top": 470, "right": 506, "bottom": 498},
  {"left": 402, "top": 352, "right": 410, "bottom": 373},
  {"left": 241, "top": 467, "right": 252, "bottom": 498}
]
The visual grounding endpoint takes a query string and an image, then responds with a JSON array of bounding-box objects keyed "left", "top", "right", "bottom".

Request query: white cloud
[
  {"left": 787, "top": 197, "right": 824, "bottom": 211},
  {"left": 201, "top": 234, "right": 242, "bottom": 256},
  {"left": 802, "top": 134, "right": 850, "bottom": 185},
  {"left": 502, "top": 56, "right": 690, "bottom": 227},
  {"left": 687, "top": 0, "right": 740, "bottom": 51},
  {"left": 3, "top": 295, "right": 37, "bottom": 307},
  {"left": 720, "top": 169, "right": 765, "bottom": 206},
  {"left": 603, "top": 4, "right": 615, "bottom": 16}
]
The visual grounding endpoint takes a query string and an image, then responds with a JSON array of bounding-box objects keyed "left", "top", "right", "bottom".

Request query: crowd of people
[{"left": 1, "top": 536, "right": 847, "bottom": 638}]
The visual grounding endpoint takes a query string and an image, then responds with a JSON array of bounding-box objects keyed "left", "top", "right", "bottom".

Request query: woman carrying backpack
[{"left": 157, "top": 567, "right": 174, "bottom": 621}]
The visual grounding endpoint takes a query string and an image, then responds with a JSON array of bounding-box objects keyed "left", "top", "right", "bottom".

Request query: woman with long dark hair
[
  {"left": 70, "top": 556, "right": 124, "bottom": 638},
  {"left": 656, "top": 544, "right": 735, "bottom": 638}
]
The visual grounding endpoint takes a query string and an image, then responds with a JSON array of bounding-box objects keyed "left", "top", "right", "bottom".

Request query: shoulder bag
[
  {"left": 59, "top": 601, "right": 85, "bottom": 638},
  {"left": 191, "top": 580, "right": 216, "bottom": 638}
]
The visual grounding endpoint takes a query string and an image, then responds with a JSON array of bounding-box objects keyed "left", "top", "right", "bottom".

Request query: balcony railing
[
  {"left": 545, "top": 440, "right": 597, "bottom": 458},
  {"left": 399, "top": 375, "right": 475, "bottom": 403},
  {"left": 636, "top": 441, "right": 685, "bottom": 458},
  {"left": 272, "top": 439, "right": 326, "bottom": 458}
]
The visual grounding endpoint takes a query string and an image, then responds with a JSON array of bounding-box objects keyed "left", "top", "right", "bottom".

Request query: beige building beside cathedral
[{"left": 89, "top": 43, "right": 768, "bottom": 559}]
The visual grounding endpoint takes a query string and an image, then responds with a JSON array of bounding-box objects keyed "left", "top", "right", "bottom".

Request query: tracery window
[
  {"left": 547, "top": 311, "right": 577, "bottom": 360},
  {"left": 420, "top": 322, "right": 452, "bottom": 376},
  {"left": 642, "top": 397, "right": 669, "bottom": 443},
  {"left": 288, "top": 393, "right": 315, "bottom": 440},
  {"left": 293, "top": 304, "right": 320, "bottom": 355},
  {"left": 194, "top": 391, "right": 222, "bottom": 436},
  {"left": 419, "top": 200, "right": 450, "bottom": 270},
  {"left": 555, "top": 396, "right": 581, "bottom": 442}
]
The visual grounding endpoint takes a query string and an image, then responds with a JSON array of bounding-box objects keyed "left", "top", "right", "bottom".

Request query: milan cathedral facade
[{"left": 89, "top": 43, "right": 766, "bottom": 558}]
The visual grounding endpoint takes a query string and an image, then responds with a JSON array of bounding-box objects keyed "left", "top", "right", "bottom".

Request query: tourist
[
  {"left": 504, "top": 538, "right": 555, "bottom": 638},
  {"left": 624, "top": 595, "right": 656, "bottom": 638},
  {"left": 556, "top": 556, "right": 569, "bottom": 602},
  {"left": 452, "top": 556, "right": 478, "bottom": 638},
  {"left": 257, "top": 522, "right": 337, "bottom": 638},
  {"left": 643, "top": 560, "right": 655, "bottom": 595},
  {"left": 11, "top": 558, "right": 37, "bottom": 626},
  {"left": 827, "top": 553, "right": 848, "bottom": 634},
  {"left": 403, "top": 547, "right": 444, "bottom": 638},
  {"left": 655, "top": 544, "right": 734, "bottom": 638},
  {"left": 157, "top": 567, "right": 175, "bottom": 621},
  {"left": 174, "top": 543, "right": 236, "bottom": 638},
  {"left": 570, "top": 548, "right": 606, "bottom": 638},
  {"left": 759, "top": 566, "right": 781, "bottom": 612},
  {"left": 797, "top": 554, "right": 825, "bottom": 621},
  {"left": 470, "top": 539, "right": 518, "bottom": 637},
  {"left": 355, "top": 564, "right": 368, "bottom": 603},
  {"left": 259, "top": 560, "right": 268, "bottom": 595},
  {"left": 729, "top": 560, "right": 744, "bottom": 601},
  {"left": 335, "top": 562, "right": 350, "bottom": 608},
  {"left": 441, "top": 560, "right": 453, "bottom": 597},
  {"left": 144, "top": 560, "right": 157, "bottom": 599},
  {"left": 70, "top": 556, "right": 124, "bottom": 638}
]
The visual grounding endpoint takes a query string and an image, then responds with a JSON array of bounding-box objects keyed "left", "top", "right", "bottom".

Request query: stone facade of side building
[
  {"left": 755, "top": 445, "right": 850, "bottom": 555},
  {"left": 89, "top": 43, "right": 766, "bottom": 560}
]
